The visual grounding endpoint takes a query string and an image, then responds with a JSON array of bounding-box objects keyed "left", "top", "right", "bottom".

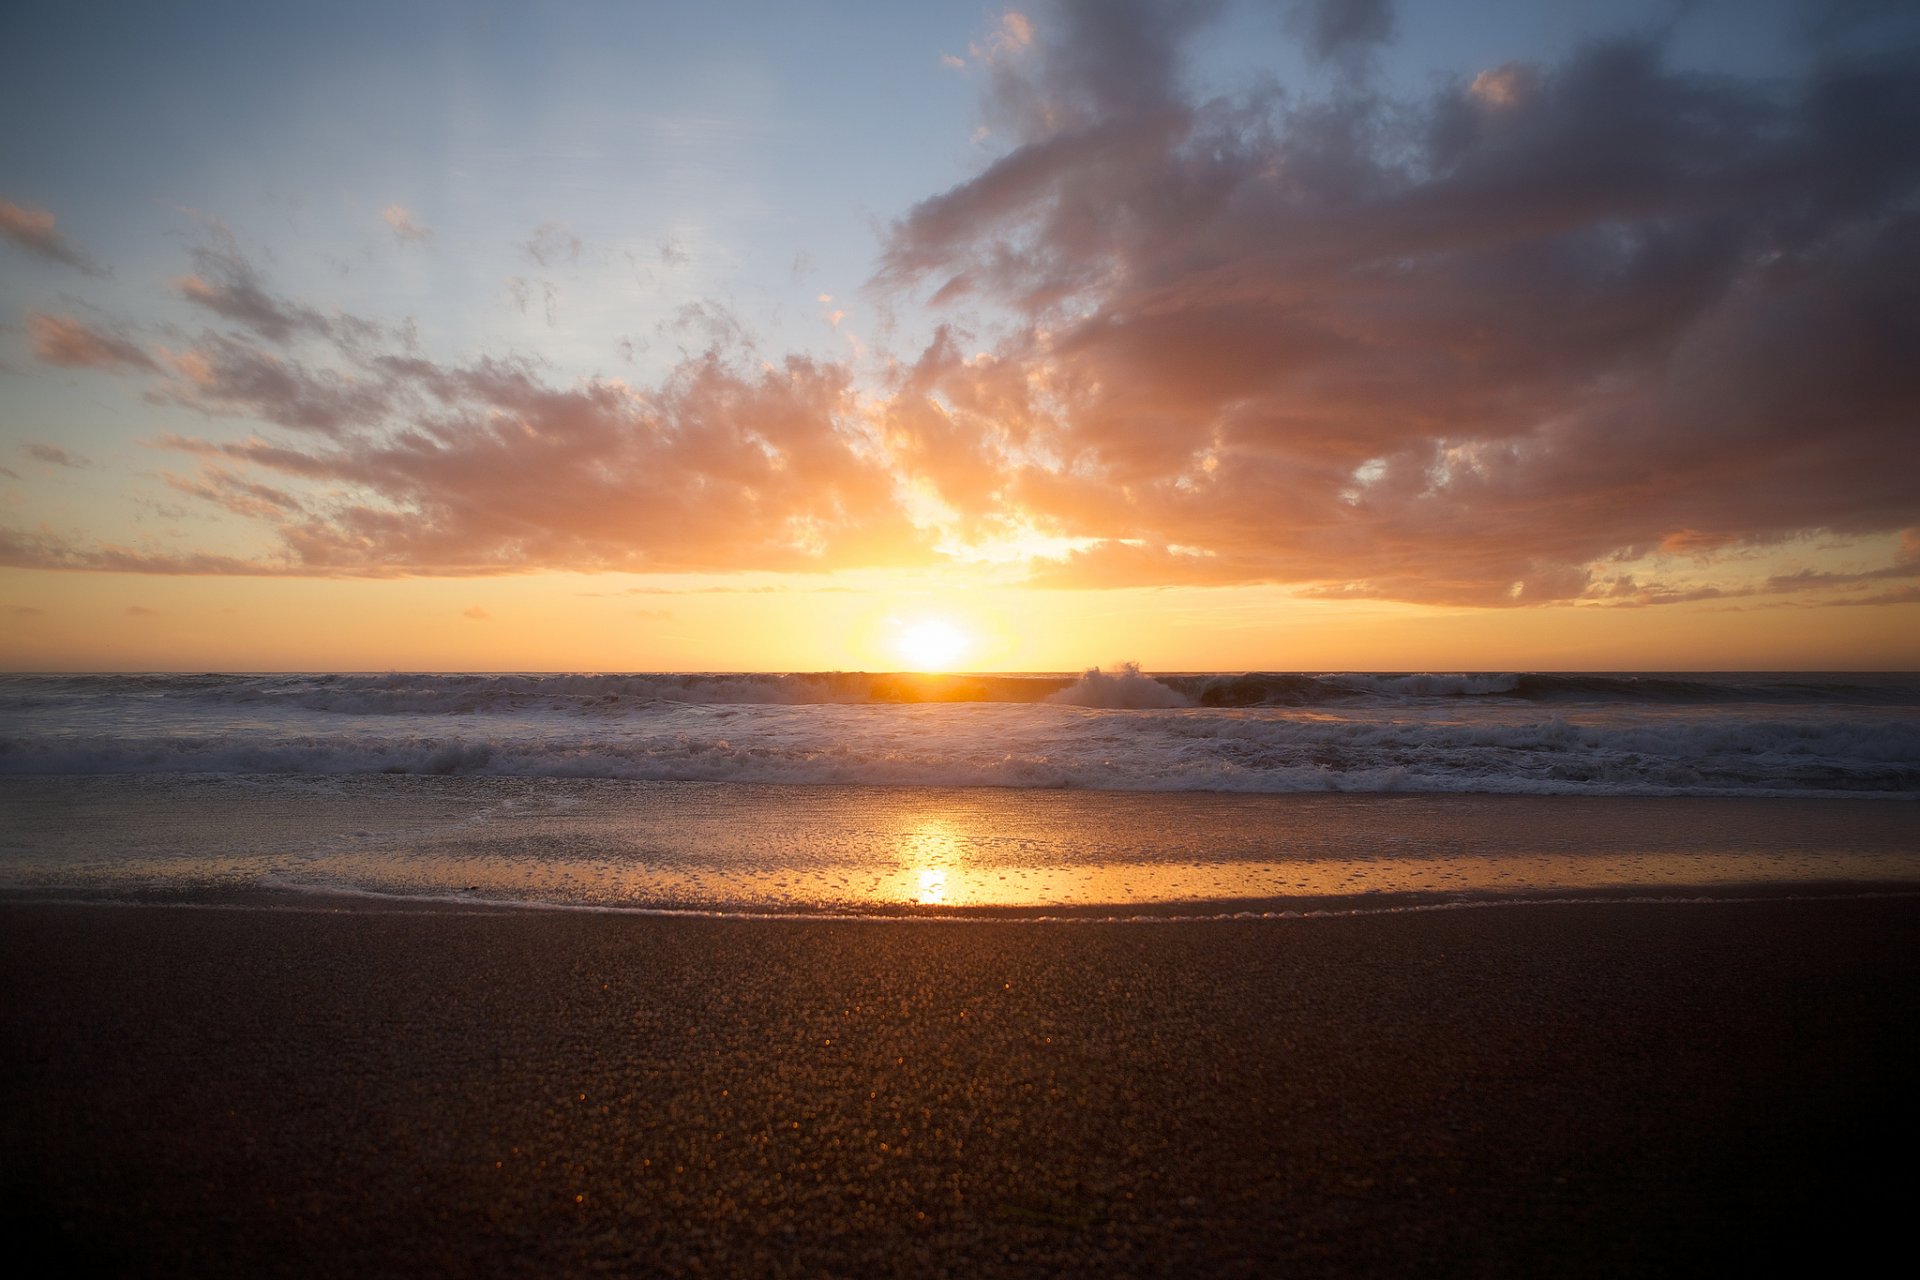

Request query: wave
[
  {"left": 5, "top": 669, "right": 1916, "bottom": 714},
  {"left": 5, "top": 711, "right": 1915, "bottom": 796},
  {"left": 1046, "top": 663, "right": 1194, "bottom": 709}
]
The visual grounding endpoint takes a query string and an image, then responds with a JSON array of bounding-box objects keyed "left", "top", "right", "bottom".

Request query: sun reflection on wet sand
[{"left": 900, "top": 819, "right": 962, "bottom": 906}]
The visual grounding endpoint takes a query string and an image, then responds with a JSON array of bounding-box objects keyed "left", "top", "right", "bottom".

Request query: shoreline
[
  {"left": 5, "top": 896, "right": 1915, "bottom": 1276},
  {"left": 6, "top": 877, "right": 1920, "bottom": 922},
  {"left": 9, "top": 779, "right": 1919, "bottom": 914}
]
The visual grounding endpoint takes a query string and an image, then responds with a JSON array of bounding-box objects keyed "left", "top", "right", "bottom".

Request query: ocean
[{"left": 3, "top": 669, "right": 1916, "bottom": 915}]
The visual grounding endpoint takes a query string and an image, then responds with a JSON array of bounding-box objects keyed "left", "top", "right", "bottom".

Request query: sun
[{"left": 893, "top": 617, "right": 971, "bottom": 672}]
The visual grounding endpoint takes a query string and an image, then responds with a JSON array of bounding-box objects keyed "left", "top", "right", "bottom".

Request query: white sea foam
[{"left": 1046, "top": 664, "right": 1194, "bottom": 709}]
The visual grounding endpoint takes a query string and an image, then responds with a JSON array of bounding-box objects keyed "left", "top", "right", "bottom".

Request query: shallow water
[{"left": 3, "top": 775, "right": 1915, "bottom": 916}]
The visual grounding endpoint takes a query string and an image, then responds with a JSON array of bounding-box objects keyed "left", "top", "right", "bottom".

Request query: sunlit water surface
[{"left": 3, "top": 775, "right": 1914, "bottom": 916}]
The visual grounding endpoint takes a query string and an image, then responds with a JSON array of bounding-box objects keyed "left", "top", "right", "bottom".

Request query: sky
[{"left": 1, "top": 0, "right": 1917, "bottom": 672}]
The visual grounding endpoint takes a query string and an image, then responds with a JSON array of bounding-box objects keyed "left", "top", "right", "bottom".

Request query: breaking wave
[
  {"left": 3, "top": 699, "right": 1915, "bottom": 796},
  {"left": 3, "top": 669, "right": 1915, "bottom": 715}
]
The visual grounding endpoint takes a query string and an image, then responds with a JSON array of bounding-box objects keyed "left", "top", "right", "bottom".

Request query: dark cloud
[
  {"left": 876, "top": 2, "right": 1920, "bottom": 604},
  {"left": 1289, "top": 0, "right": 1396, "bottom": 65},
  {"left": 28, "top": 313, "right": 157, "bottom": 372},
  {"left": 25, "top": 442, "right": 89, "bottom": 468},
  {"left": 0, "top": 198, "right": 100, "bottom": 272}
]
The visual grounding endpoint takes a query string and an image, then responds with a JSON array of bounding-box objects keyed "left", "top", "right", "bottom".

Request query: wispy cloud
[
  {"left": 28, "top": 313, "right": 157, "bottom": 372},
  {"left": 383, "top": 205, "right": 431, "bottom": 243},
  {"left": 174, "top": 230, "right": 329, "bottom": 343},
  {"left": 25, "top": 442, "right": 90, "bottom": 469},
  {"left": 0, "top": 198, "right": 101, "bottom": 272},
  {"left": 522, "top": 221, "right": 581, "bottom": 268}
]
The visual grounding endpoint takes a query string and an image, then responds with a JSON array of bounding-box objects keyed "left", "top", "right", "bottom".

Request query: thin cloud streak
[
  {"left": 29, "top": 314, "right": 157, "bottom": 372},
  {"left": 0, "top": 198, "right": 101, "bottom": 272}
]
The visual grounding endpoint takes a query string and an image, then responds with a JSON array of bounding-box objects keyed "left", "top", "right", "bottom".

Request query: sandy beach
[{"left": 3, "top": 896, "right": 1915, "bottom": 1277}]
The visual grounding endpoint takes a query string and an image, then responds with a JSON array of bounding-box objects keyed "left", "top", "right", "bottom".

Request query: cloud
[
  {"left": 523, "top": 221, "right": 582, "bottom": 268},
  {"left": 506, "top": 277, "right": 561, "bottom": 326},
  {"left": 0, "top": 198, "right": 100, "bottom": 272},
  {"left": 149, "top": 331, "right": 393, "bottom": 436},
  {"left": 1832, "top": 584, "right": 1920, "bottom": 606},
  {"left": 162, "top": 466, "right": 301, "bottom": 519},
  {"left": 0, "top": 527, "right": 291, "bottom": 576},
  {"left": 25, "top": 442, "right": 89, "bottom": 468},
  {"left": 873, "top": 2, "right": 1920, "bottom": 604},
  {"left": 6, "top": 3, "right": 1917, "bottom": 611},
  {"left": 383, "top": 205, "right": 431, "bottom": 243},
  {"left": 1764, "top": 560, "right": 1920, "bottom": 592},
  {"left": 28, "top": 313, "right": 157, "bottom": 372},
  {"left": 462, "top": 606, "right": 490, "bottom": 621},
  {"left": 175, "top": 235, "right": 329, "bottom": 343},
  {"left": 970, "top": 11, "right": 1036, "bottom": 62},
  {"left": 124, "top": 605, "right": 159, "bottom": 617},
  {"left": 1289, "top": 0, "right": 1396, "bottom": 66},
  {"left": 1468, "top": 62, "right": 1536, "bottom": 108},
  {"left": 1, "top": 258, "right": 932, "bottom": 578}
]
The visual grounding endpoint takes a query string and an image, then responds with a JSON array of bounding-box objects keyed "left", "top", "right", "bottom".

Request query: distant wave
[
  {"left": 4, "top": 669, "right": 1915, "bottom": 714},
  {"left": 4, "top": 710, "right": 1915, "bottom": 796}
]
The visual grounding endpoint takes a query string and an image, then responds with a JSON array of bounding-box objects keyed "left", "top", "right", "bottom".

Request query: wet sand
[{"left": 3, "top": 897, "right": 1916, "bottom": 1277}]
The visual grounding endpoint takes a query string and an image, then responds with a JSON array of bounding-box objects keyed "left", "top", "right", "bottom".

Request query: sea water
[{"left": 2, "top": 670, "right": 1915, "bottom": 914}]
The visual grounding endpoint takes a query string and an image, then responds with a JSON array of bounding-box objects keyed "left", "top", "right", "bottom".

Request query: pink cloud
[
  {"left": 29, "top": 313, "right": 157, "bottom": 372},
  {"left": 383, "top": 205, "right": 431, "bottom": 243},
  {"left": 0, "top": 198, "right": 99, "bottom": 272},
  {"left": 871, "top": 2, "right": 1920, "bottom": 604},
  {"left": 3, "top": 263, "right": 934, "bottom": 577}
]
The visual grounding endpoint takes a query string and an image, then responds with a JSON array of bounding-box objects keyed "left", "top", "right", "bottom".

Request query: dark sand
[{"left": 4, "top": 897, "right": 1916, "bottom": 1277}]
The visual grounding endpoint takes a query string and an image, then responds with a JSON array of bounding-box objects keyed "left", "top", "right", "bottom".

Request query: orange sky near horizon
[{"left": 4, "top": 565, "right": 1914, "bottom": 673}]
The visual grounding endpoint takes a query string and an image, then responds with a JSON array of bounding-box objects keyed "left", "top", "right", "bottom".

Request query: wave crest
[{"left": 1046, "top": 664, "right": 1193, "bottom": 709}]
